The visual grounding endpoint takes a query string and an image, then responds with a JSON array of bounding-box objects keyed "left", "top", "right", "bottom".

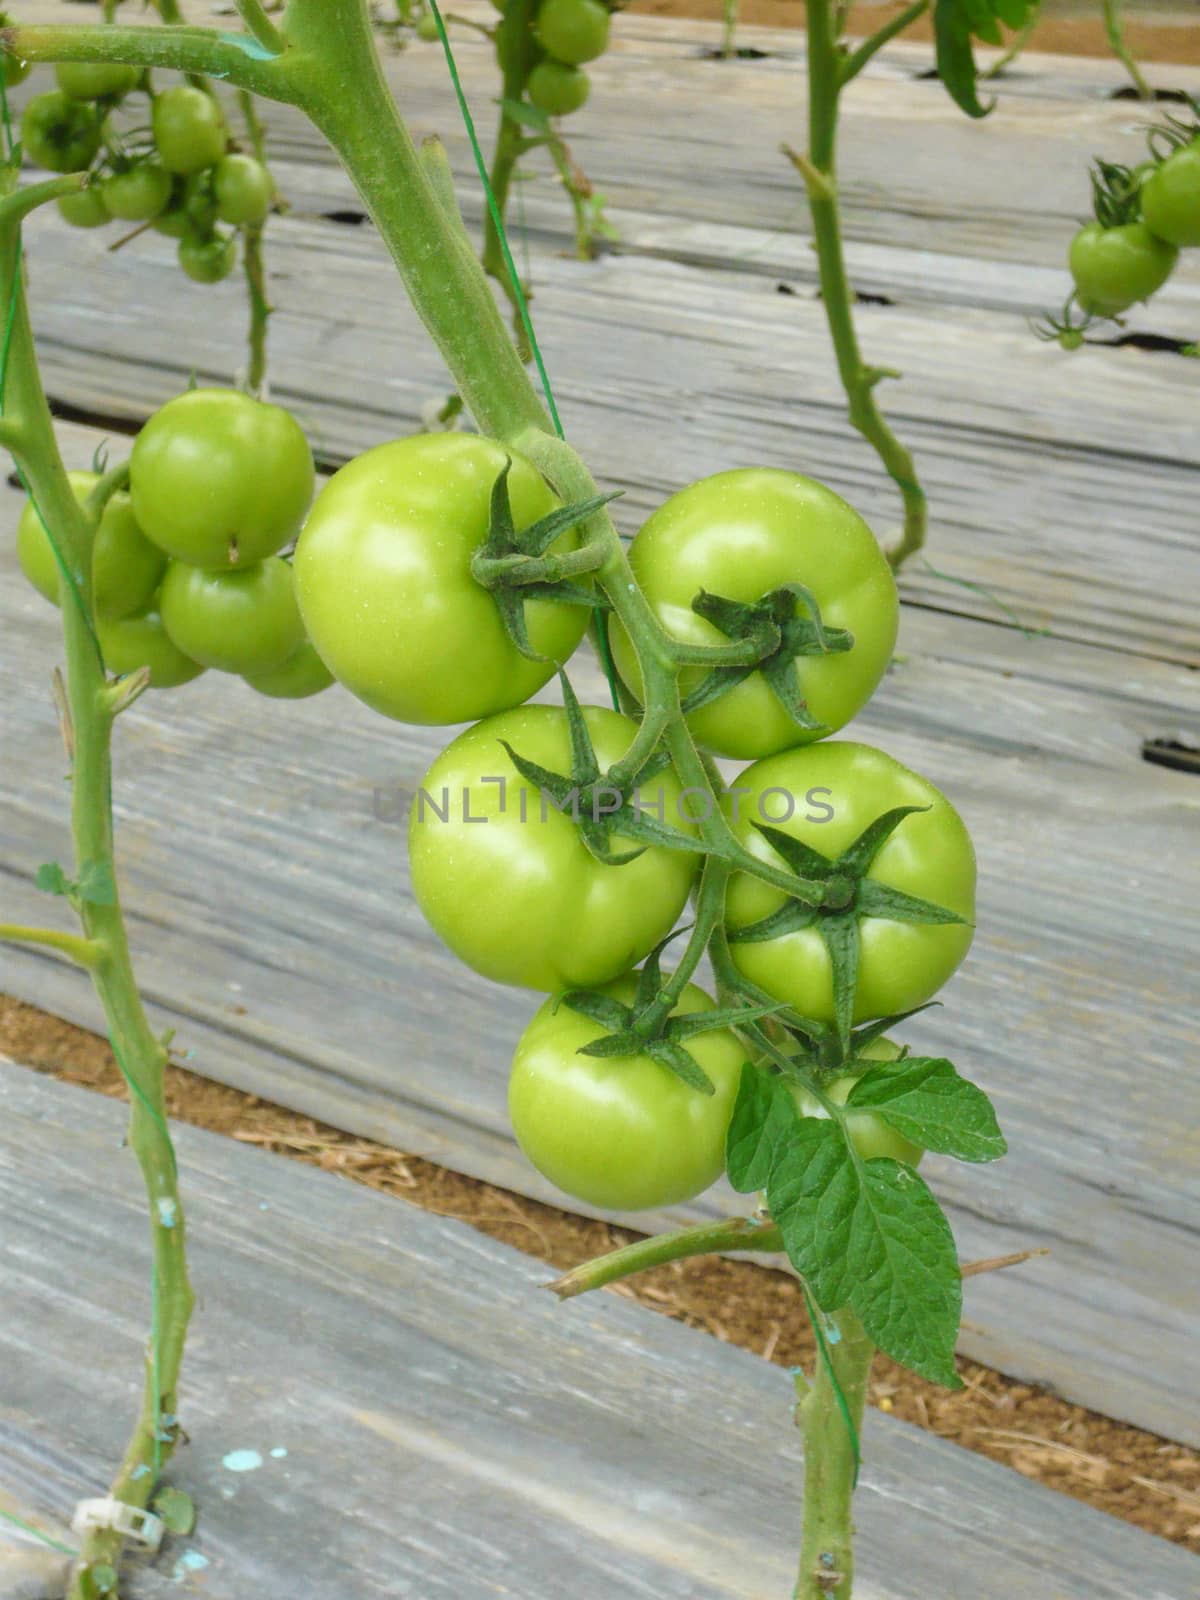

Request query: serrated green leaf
[
  {"left": 848, "top": 1057, "right": 1007, "bottom": 1162},
  {"left": 35, "top": 861, "right": 71, "bottom": 897},
  {"left": 933, "top": 0, "right": 993, "bottom": 118},
  {"left": 725, "top": 1067, "right": 800, "bottom": 1193},
  {"left": 152, "top": 1485, "right": 196, "bottom": 1535}
]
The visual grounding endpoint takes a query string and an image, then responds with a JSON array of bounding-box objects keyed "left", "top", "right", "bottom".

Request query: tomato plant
[
  {"left": 21, "top": 91, "right": 101, "bottom": 173},
  {"left": 17, "top": 471, "right": 166, "bottom": 620},
  {"left": 1068, "top": 221, "right": 1177, "bottom": 317},
  {"left": 527, "top": 60, "right": 590, "bottom": 116},
  {"left": 294, "top": 433, "right": 589, "bottom": 724},
  {"left": 535, "top": 0, "right": 611, "bottom": 65},
  {"left": 56, "top": 185, "right": 110, "bottom": 228},
  {"left": 96, "top": 607, "right": 206, "bottom": 689},
  {"left": 790, "top": 1038, "right": 924, "bottom": 1167},
  {"left": 159, "top": 556, "right": 306, "bottom": 676},
  {"left": 510, "top": 977, "right": 745, "bottom": 1210},
  {"left": 130, "top": 387, "right": 315, "bottom": 568},
  {"left": 213, "top": 153, "right": 273, "bottom": 226},
  {"left": 243, "top": 640, "right": 334, "bottom": 699},
  {"left": 55, "top": 60, "right": 139, "bottom": 100},
  {"left": 1140, "top": 137, "right": 1200, "bottom": 249},
  {"left": 177, "top": 230, "right": 237, "bottom": 283},
  {"left": 102, "top": 164, "right": 173, "bottom": 223},
  {"left": 152, "top": 84, "right": 227, "bottom": 174},
  {"left": 609, "top": 468, "right": 898, "bottom": 760}
]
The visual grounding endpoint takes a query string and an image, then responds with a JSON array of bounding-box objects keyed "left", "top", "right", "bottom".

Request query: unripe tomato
[
  {"left": 213, "top": 153, "right": 272, "bottom": 226},
  {"left": 57, "top": 186, "right": 110, "bottom": 229},
  {"left": 130, "top": 388, "right": 315, "bottom": 569},
  {"left": 102, "top": 163, "right": 172, "bottom": 222},
  {"left": 178, "top": 230, "right": 237, "bottom": 283},
  {"left": 159, "top": 556, "right": 305, "bottom": 674},
  {"left": 610, "top": 469, "right": 897, "bottom": 761},
  {"left": 3, "top": 51, "right": 30, "bottom": 88},
  {"left": 55, "top": 61, "right": 139, "bottom": 100},
  {"left": 152, "top": 85, "right": 226, "bottom": 174},
  {"left": 509, "top": 977, "right": 745, "bottom": 1211},
  {"left": 724, "top": 741, "right": 976, "bottom": 1023},
  {"left": 409, "top": 703, "right": 701, "bottom": 991},
  {"left": 17, "top": 472, "right": 166, "bottom": 620},
  {"left": 415, "top": 11, "right": 442, "bottom": 40},
  {"left": 1068, "top": 221, "right": 1177, "bottom": 317},
  {"left": 527, "top": 61, "right": 590, "bottom": 117},
  {"left": 294, "top": 434, "right": 588, "bottom": 724},
  {"left": 21, "top": 92, "right": 102, "bottom": 173},
  {"left": 97, "top": 607, "right": 205, "bottom": 688},
  {"left": 536, "top": 0, "right": 610, "bottom": 64},
  {"left": 1140, "top": 139, "right": 1200, "bottom": 249},
  {"left": 243, "top": 640, "right": 334, "bottom": 699},
  {"left": 790, "top": 1038, "right": 923, "bottom": 1166}
]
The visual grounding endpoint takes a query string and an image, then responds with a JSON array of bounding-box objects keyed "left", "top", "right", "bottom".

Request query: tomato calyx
[
  {"left": 498, "top": 671, "right": 709, "bottom": 865},
  {"left": 731, "top": 807, "right": 970, "bottom": 1042},
  {"left": 469, "top": 458, "right": 619, "bottom": 661},
  {"left": 679, "top": 584, "right": 853, "bottom": 735}
]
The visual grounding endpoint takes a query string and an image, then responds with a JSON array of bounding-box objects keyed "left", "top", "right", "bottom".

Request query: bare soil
[
  {"left": 628, "top": 0, "right": 1200, "bottom": 68},
  {"left": 3, "top": 993, "right": 1199, "bottom": 1552}
]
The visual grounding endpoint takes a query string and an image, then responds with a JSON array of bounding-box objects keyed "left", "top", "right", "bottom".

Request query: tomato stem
[
  {"left": 547, "top": 1214, "right": 785, "bottom": 1298},
  {"left": 1102, "top": 0, "right": 1152, "bottom": 102},
  {"left": 795, "top": 1308, "right": 874, "bottom": 1600}
]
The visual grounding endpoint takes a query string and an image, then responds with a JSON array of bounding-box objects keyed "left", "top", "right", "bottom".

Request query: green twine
[
  {"left": 801, "top": 1284, "right": 861, "bottom": 1487},
  {"left": 0, "top": 1504, "right": 78, "bottom": 1559}
]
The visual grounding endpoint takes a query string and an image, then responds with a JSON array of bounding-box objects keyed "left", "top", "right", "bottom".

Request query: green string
[
  {"left": 801, "top": 1284, "right": 861, "bottom": 1487},
  {"left": 0, "top": 1504, "right": 78, "bottom": 1559}
]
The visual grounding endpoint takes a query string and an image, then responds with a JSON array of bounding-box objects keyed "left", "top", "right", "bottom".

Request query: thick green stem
[
  {"left": 795, "top": 1308, "right": 874, "bottom": 1600},
  {"left": 798, "top": 0, "right": 928, "bottom": 570},
  {"left": 0, "top": 193, "right": 193, "bottom": 1599},
  {"left": 549, "top": 1215, "right": 785, "bottom": 1298},
  {"left": 1102, "top": 0, "right": 1152, "bottom": 102}
]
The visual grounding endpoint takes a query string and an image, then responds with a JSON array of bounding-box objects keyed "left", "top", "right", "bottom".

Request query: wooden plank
[
  {"left": 3, "top": 1064, "right": 1199, "bottom": 1599},
  {"left": 2, "top": 423, "right": 1199, "bottom": 1445}
]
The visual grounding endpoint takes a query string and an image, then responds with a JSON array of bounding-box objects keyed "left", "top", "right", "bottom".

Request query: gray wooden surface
[
  {"left": 3, "top": 1065, "right": 1199, "bottom": 1599},
  {"left": 1, "top": 5, "right": 1199, "bottom": 1452}
]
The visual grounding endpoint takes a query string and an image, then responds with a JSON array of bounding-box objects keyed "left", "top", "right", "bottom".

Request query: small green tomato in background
[
  {"left": 97, "top": 607, "right": 206, "bottom": 689},
  {"left": 536, "top": 0, "right": 610, "bottom": 65},
  {"left": 152, "top": 85, "right": 227, "bottom": 175},
  {"left": 790, "top": 1039, "right": 923, "bottom": 1166},
  {"left": 1068, "top": 221, "right": 1177, "bottom": 317},
  {"left": 55, "top": 61, "right": 140, "bottom": 101},
  {"left": 527, "top": 61, "right": 590, "bottom": 118},
  {"left": 178, "top": 231, "right": 237, "bottom": 284},
  {"left": 2, "top": 48, "right": 30, "bottom": 88},
  {"left": 294, "top": 433, "right": 588, "bottom": 724},
  {"left": 130, "top": 387, "right": 315, "bottom": 569},
  {"left": 213, "top": 153, "right": 273, "bottom": 226},
  {"left": 724, "top": 741, "right": 976, "bottom": 1024},
  {"left": 57, "top": 186, "right": 111, "bottom": 229},
  {"left": 243, "top": 641, "right": 334, "bottom": 700},
  {"left": 102, "top": 164, "right": 172, "bottom": 223},
  {"left": 415, "top": 11, "right": 442, "bottom": 41},
  {"left": 159, "top": 556, "right": 305, "bottom": 675},
  {"left": 409, "top": 704, "right": 700, "bottom": 991},
  {"left": 17, "top": 471, "right": 166, "bottom": 620},
  {"left": 1140, "top": 139, "right": 1200, "bottom": 250},
  {"left": 21, "top": 92, "right": 102, "bottom": 174},
  {"left": 609, "top": 468, "right": 898, "bottom": 762},
  {"left": 509, "top": 978, "right": 745, "bottom": 1211}
]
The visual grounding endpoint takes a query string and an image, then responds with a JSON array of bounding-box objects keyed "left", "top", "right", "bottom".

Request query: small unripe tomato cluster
[
  {"left": 16, "top": 389, "right": 327, "bottom": 698},
  {"left": 1068, "top": 129, "right": 1200, "bottom": 321},
  {"left": 21, "top": 62, "right": 273, "bottom": 289}
]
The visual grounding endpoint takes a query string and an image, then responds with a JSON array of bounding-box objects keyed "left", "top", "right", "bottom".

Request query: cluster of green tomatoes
[
  {"left": 1066, "top": 112, "right": 1200, "bottom": 330},
  {"left": 17, "top": 395, "right": 977, "bottom": 1215},
  {"left": 19, "top": 61, "right": 271, "bottom": 284}
]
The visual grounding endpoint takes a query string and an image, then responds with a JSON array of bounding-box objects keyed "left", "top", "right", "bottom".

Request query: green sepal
[
  {"left": 856, "top": 879, "right": 968, "bottom": 927},
  {"left": 669, "top": 999, "right": 788, "bottom": 1039},
  {"left": 557, "top": 979, "right": 720, "bottom": 1094},
  {"left": 554, "top": 987, "right": 631, "bottom": 1032}
]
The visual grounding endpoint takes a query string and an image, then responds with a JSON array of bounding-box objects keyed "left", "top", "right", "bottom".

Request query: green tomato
[
  {"left": 790, "top": 1038, "right": 923, "bottom": 1167},
  {"left": 102, "top": 163, "right": 172, "bottom": 222},
  {"left": 293, "top": 434, "right": 588, "bottom": 724},
  {"left": 159, "top": 556, "right": 305, "bottom": 675},
  {"left": 177, "top": 230, "right": 237, "bottom": 284},
  {"left": 242, "top": 640, "right": 334, "bottom": 699},
  {"left": 415, "top": 11, "right": 442, "bottom": 40},
  {"left": 1140, "top": 139, "right": 1200, "bottom": 250},
  {"left": 55, "top": 61, "right": 139, "bottom": 101},
  {"left": 213, "top": 153, "right": 272, "bottom": 226},
  {"left": 535, "top": 0, "right": 610, "bottom": 64},
  {"left": 21, "top": 92, "right": 102, "bottom": 173},
  {"left": 1068, "top": 221, "right": 1177, "bottom": 317},
  {"left": 509, "top": 976, "right": 745, "bottom": 1210},
  {"left": 17, "top": 472, "right": 166, "bottom": 620},
  {"left": 724, "top": 741, "right": 976, "bottom": 1023},
  {"left": 409, "top": 703, "right": 701, "bottom": 991},
  {"left": 609, "top": 469, "right": 898, "bottom": 762},
  {"left": 130, "top": 387, "right": 315, "bottom": 569},
  {"left": 97, "top": 606, "right": 205, "bottom": 689},
  {"left": 57, "top": 185, "right": 111, "bottom": 229},
  {"left": 152, "top": 85, "right": 226, "bottom": 175},
  {"left": 527, "top": 61, "right": 590, "bottom": 117},
  {"left": 3, "top": 52, "right": 30, "bottom": 89}
]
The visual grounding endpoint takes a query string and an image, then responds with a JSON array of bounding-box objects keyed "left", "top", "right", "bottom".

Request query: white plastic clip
[{"left": 70, "top": 1498, "right": 165, "bottom": 1553}]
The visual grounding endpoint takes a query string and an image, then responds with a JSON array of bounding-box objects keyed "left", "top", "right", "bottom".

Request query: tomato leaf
[
  {"left": 77, "top": 859, "right": 117, "bottom": 907},
  {"left": 35, "top": 860, "right": 71, "bottom": 898},
  {"left": 847, "top": 1057, "right": 1007, "bottom": 1162},
  {"left": 152, "top": 1486, "right": 196, "bottom": 1536},
  {"left": 933, "top": 0, "right": 994, "bottom": 118},
  {"left": 725, "top": 1066, "right": 800, "bottom": 1192}
]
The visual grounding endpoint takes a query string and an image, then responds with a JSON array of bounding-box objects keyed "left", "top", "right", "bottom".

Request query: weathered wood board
[
  {"left": 3, "top": 1065, "right": 1199, "bottom": 1599},
  {"left": 2, "top": 422, "right": 1199, "bottom": 1446}
]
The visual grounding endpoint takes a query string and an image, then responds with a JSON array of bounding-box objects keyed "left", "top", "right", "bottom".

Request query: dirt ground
[
  {"left": 628, "top": 0, "right": 1200, "bottom": 68},
  {"left": 3, "top": 992, "right": 1199, "bottom": 1553}
]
